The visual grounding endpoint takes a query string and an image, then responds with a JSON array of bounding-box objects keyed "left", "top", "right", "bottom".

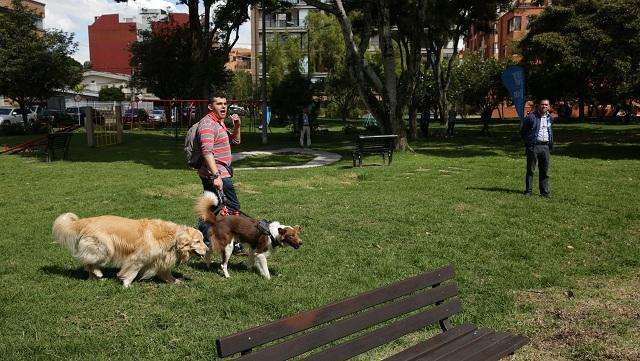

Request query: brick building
[
  {"left": 88, "top": 10, "right": 188, "bottom": 75},
  {"left": 465, "top": 0, "right": 549, "bottom": 60}
]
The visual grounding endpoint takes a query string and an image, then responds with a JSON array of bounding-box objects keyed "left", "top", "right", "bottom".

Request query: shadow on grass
[
  {"left": 6, "top": 122, "right": 639, "bottom": 168},
  {"left": 466, "top": 186, "right": 522, "bottom": 194},
  {"left": 40, "top": 264, "right": 189, "bottom": 284}
]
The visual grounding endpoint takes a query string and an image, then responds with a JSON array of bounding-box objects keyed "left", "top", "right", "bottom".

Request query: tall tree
[
  {"left": 304, "top": 0, "right": 506, "bottom": 149},
  {"left": 449, "top": 52, "right": 507, "bottom": 114},
  {"left": 0, "top": 0, "right": 82, "bottom": 123},
  {"left": 519, "top": 0, "right": 640, "bottom": 120},
  {"left": 130, "top": 20, "right": 231, "bottom": 99}
]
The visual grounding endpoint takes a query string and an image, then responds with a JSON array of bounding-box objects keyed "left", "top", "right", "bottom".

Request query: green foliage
[
  {"left": 0, "top": 0, "right": 82, "bottom": 115},
  {"left": 98, "top": 87, "right": 125, "bottom": 101},
  {"left": 227, "top": 71, "right": 255, "bottom": 102},
  {"left": 307, "top": 11, "right": 360, "bottom": 121},
  {"left": 130, "top": 22, "right": 231, "bottom": 99},
  {"left": 520, "top": 0, "right": 640, "bottom": 109},
  {"left": 266, "top": 32, "right": 304, "bottom": 94},
  {"left": 270, "top": 70, "right": 312, "bottom": 123},
  {"left": 449, "top": 52, "right": 508, "bottom": 113}
]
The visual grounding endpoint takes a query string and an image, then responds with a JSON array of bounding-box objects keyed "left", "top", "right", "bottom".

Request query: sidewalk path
[{"left": 232, "top": 147, "right": 341, "bottom": 170}]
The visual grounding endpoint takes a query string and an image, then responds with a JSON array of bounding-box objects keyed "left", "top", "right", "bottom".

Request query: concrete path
[{"left": 232, "top": 147, "right": 341, "bottom": 170}]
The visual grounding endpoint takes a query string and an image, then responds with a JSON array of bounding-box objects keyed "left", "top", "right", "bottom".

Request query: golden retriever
[{"left": 52, "top": 213, "right": 208, "bottom": 287}]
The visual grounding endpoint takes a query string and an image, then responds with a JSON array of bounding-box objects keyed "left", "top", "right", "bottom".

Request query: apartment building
[
  {"left": 251, "top": 0, "right": 331, "bottom": 83},
  {"left": 227, "top": 48, "right": 252, "bottom": 73},
  {"left": 465, "top": 0, "right": 550, "bottom": 60}
]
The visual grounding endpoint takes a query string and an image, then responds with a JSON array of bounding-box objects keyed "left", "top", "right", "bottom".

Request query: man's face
[
  {"left": 210, "top": 97, "right": 227, "bottom": 118},
  {"left": 538, "top": 100, "right": 550, "bottom": 114}
]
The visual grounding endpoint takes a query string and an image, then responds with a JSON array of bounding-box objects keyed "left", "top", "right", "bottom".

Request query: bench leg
[{"left": 388, "top": 150, "right": 393, "bottom": 165}]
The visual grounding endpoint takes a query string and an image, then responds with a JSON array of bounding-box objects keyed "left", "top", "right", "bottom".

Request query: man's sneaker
[{"left": 232, "top": 241, "right": 245, "bottom": 255}]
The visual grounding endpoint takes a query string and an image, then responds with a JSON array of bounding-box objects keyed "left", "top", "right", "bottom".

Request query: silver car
[
  {"left": 0, "top": 107, "right": 35, "bottom": 126},
  {"left": 150, "top": 109, "right": 167, "bottom": 123}
]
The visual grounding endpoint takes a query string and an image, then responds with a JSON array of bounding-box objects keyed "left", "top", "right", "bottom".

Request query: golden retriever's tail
[
  {"left": 52, "top": 212, "right": 81, "bottom": 252},
  {"left": 195, "top": 191, "right": 219, "bottom": 224}
]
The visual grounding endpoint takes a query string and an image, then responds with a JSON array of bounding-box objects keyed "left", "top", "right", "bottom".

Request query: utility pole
[{"left": 260, "top": 0, "right": 268, "bottom": 145}]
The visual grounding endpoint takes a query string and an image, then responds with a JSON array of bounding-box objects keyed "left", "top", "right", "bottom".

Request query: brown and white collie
[
  {"left": 52, "top": 213, "right": 208, "bottom": 287},
  {"left": 195, "top": 191, "right": 303, "bottom": 279}
]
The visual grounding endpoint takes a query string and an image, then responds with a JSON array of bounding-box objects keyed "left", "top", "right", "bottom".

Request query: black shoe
[
  {"left": 541, "top": 193, "right": 552, "bottom": 198},
  {"left": 523, "top": 192, "right": 532, "bottom": 198},
  {"left": 232, "top": 241, "right": 244, "bottom": 255}
]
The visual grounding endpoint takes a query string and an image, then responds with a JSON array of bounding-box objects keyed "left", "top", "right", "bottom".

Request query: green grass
[{"left": 1, "top": 119, "right": 639, "bottom": 360}]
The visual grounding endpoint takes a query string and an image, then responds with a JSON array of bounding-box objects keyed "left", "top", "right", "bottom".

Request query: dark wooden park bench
[
  {"left": 215, "top": 264, "right": 528, "bottom": 361},
  {"left": 41, "top": 132, "right": 72, "bottom": 162},
  {"left": 352, "top": 134, "right": 398, "bottom": 167}
]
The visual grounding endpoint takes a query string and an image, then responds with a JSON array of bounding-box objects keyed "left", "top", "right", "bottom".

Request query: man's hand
[
  {"left": 230, "top": 113, "right": 241, "bottom": 129},
  {"left": 213, "top": 176, "right": 223, "bottom": 190}
]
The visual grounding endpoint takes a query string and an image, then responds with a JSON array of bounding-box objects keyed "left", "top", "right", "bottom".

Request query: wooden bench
[
  {"left": 42, "top": 132, "right": 72, "bottom": 162},
  {"left": 352, "top": 134, "right": 398, "bottom": 167},
  {"left": 215, "top": 265, "right": 528, "bottom": 361}
]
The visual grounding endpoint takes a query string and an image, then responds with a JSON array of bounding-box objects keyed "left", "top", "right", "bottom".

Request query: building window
[
  {"left": 508, "top": 16, "right": 522, "bottom": 33},
  {"left": 526, "top": 15, "right": 533, "bottom": 29},
  {"left": 493, "top": 42, "right": 499, "bottom": 57},
  {"left": 492, "top": 23, "right": 498, "bottom": 33}
]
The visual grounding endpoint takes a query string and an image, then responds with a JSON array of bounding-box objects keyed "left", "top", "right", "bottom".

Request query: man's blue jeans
[{"left": 198, "top": 176, "right": 241, "bottom": 247}]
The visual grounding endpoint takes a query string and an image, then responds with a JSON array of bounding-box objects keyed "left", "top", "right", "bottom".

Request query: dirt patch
[{"left": 511, "top": 271, "right": 640, "bottom": 360}]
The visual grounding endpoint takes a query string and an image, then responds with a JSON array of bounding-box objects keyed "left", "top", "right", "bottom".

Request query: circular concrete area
[{"left": 232, "top": 147, "right": 341, "bottom": 170}]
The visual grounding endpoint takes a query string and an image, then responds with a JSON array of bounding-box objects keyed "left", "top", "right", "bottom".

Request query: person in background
[
  {"left": 446, "top": 109, "right": 457, "bottom": 137},
  {"left": 520, "top": 99, "right": 554, "bottom": 198},
  {"left": 298, "top": 105, "right": 312, "bottom": 148}
]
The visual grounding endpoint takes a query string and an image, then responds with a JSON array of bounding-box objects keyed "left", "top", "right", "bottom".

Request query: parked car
[
  {"left": 0, "top": 107, "right": 35, "bottom": 126},
  {"left": 123, "top": 108, "right": 149, "bottom": 123},
  {"left": 229, "top": 104, "right": 247, "bottom": 116},
  {"left": 42, "top": 109, "right": 74, "bottom": 127},
  {"left": 149, "top": 109, "right": 167, "bottom": 124},
  {"left": 65, "top": 106, "right": 104, "bottom": 125}
]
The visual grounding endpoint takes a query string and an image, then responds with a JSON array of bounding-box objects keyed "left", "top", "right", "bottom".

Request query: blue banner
[{"left": 501, "top": 65, "right": 526, "bottom": 122}]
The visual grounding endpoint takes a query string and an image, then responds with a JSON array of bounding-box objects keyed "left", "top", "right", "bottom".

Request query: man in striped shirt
[{"left": 197, "top": 93, "right": 243, "bottom": 253}]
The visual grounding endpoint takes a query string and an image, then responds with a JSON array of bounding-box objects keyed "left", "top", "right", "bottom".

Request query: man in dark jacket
[{"left": 520, "top": 99, "right": 554, "bottom": 197}]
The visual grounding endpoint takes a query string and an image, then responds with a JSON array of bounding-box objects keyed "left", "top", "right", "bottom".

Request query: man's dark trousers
[{"left": 525, "top": 144, "right": 550, "bottom": 195}]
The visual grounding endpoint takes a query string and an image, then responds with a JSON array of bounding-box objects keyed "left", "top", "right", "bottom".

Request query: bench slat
[
  {"left": 217, "top": 265, "right": 455, "bottom": 357},
  {"left": 405, "top": 328, "right": 494, "bottom": 361},
  {"left": 457, "top": 334, "right": 529, "bottom": 361},
  {"left": 381, "top": 323, "right": 477, "bottom": 361},
  {"left": 303, "top": 299, "right": 463, "bottom": 361},
  {"left": 235, "top": 284, "right": 459, "bottom": 361},
  {"left": 425, "top": 329, "right": 511, "bottom": 361}
]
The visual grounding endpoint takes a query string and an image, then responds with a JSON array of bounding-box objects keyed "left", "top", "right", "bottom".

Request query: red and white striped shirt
[{"left": 197, "top": 112, "right": 237, "bottom": 178}]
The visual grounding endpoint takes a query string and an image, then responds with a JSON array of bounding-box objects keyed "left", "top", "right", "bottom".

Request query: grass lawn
[{"left": 1, "top": 119, "right": 639, "bottom": 360}]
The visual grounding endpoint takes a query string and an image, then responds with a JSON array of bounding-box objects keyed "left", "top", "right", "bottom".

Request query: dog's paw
[{"left": 174, "top": 278, "right": 183, "bottom": 284}]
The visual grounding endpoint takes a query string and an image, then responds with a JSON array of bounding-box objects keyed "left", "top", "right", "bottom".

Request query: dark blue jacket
[{"left": 520, "top": 111, "right": 554, "bottom": 150}]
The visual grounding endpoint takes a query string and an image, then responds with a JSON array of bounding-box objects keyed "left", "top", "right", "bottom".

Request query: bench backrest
[
  {"left": 216, "top": 265, "right": 460, "bottom": 360},
  {"left": 356, "top": 134, "right": 398, "bottom": 150}
]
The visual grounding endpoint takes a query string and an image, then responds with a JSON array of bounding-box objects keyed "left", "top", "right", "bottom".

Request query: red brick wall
[{"left": 88, "top": 14, "right": 137, "bottom": 75}]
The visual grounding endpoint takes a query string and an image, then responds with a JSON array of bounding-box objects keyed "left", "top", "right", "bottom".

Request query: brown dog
[
  {"left": 195, "top": 191, "right": 302, "bottom": 279},
  {"left": 52, "top": 213, "right": 208, "bottom": 287}
]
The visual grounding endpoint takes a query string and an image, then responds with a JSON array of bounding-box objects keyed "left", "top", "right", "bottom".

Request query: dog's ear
[
  {"left": 293, "top": 225, "right": 301, "bottom": 232},
  {"left": 278, "top": 228, "right": 286, "bottom": 235}
]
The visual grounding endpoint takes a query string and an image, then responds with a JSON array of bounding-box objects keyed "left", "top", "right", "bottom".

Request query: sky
[{"left": 40, "top": 0, "right": 252, "bottom": 64}]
